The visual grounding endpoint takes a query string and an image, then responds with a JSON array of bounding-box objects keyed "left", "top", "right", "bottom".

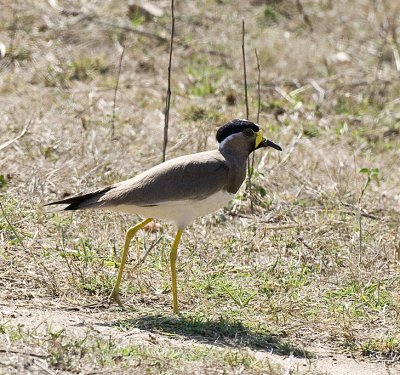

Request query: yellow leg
[
  {"left": 109, "top": 218, "right": 153, "bottom": 306},
  {"left": 169, "top": 229, "right": 183, "bottom": 314}
]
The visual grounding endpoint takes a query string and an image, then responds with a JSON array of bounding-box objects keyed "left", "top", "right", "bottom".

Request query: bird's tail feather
[{"left": 44, "top": 186, "right": 113, "bottom": 210}]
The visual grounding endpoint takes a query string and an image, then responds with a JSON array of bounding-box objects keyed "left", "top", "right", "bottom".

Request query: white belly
[{"left": 108, "top": 190, "right": 233, "bottom": 228}]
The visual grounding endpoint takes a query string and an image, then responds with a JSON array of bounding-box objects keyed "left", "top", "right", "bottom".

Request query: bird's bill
[
  {"left": 262, "top": 138, "right": 282, "bottom": 151},
  {"left": 255, "top": 133, "right": 282, "bottom": 151},
  {"left": 255, "top": 129, "right": 282, "bottom": 151}
]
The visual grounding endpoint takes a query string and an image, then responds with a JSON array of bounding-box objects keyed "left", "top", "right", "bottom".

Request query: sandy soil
[{"left": 1, "top": 301, "right": 398, "bottom": 375}]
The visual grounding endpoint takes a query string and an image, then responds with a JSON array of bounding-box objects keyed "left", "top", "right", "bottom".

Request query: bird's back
[
  {"left": 100, "top": 149, "right": 232, "bottom": 207},
  {"left": 47, "top": 148, "right": 245, "bottom": 214}
]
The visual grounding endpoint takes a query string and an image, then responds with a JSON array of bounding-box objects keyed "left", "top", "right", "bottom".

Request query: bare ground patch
[{"left": 1, "top": 302, "right": 399, "bottom": 374}]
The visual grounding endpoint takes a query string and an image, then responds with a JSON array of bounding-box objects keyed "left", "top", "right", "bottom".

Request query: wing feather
[{"left": 101, "top": 151, "right": 230, "bottom": 207}]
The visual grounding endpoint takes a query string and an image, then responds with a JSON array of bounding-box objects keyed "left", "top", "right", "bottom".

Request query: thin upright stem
[
  {"left": 111, "top": 43, "right": 125, "bottom": 138},
  {"left": 162, "top": 0, "right": 175, "bottom": 162}
]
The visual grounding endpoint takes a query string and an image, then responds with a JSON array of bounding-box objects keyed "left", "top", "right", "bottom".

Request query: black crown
[{"left": 216, "top": 119, "right": 259, "bottom": 143}]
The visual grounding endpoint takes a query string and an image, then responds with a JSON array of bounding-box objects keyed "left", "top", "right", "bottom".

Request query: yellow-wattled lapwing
[{"left": 46, "top": 119, "right": 282, "bottom": 314}]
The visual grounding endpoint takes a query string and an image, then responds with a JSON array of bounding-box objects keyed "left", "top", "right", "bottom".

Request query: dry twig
[
  {"left": 255, "top": 49, "right": 261, "bottom": 124},
  {"left": 242, "top": 19, "right": 249, "bottom": 120},
  {"left": 296, "top": 0, "right": 313, "bottom": 32},
  {"left": 82, "top": 18, "right": 168, "bottom": 45},
  {"left": 111, "top": 42, "right": 125, "bottom": 138},
  {"left": 133, "top": 236, "right": 162, "bottom": 270},
  {"left": 251, "top": 49, "right": 261, "bottom": 185},
  {"left": 0, "top": 121, "right": 31, "bottom": 152},
  {"left": 162, "top": 0, "right": 175, "bottom": 162},
  {"left": 241, "top": 20, "right": 254, "bottom": 211},
  {"left": 264, "top": 132, "right": 303, "bottom": 171},
  {"left": 0, "top": 202, "right": 25, "bottom": 248}
]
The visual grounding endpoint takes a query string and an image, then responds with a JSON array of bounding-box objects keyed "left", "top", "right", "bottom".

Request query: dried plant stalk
[{"left": 162, "top": 0, "right": 175, "bottom": 162}]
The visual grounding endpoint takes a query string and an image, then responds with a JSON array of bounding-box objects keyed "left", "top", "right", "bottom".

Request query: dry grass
[{"left": 1, "top": 0, "right": 400, "bottom": 374}]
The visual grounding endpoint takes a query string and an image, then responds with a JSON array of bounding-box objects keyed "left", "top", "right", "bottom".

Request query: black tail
[{"left": 45, "top": 186, "right": 114, "bottom": 210}]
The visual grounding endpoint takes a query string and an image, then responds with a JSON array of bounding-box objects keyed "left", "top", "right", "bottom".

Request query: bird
[{"left": 46, "top": 119, "right": 282, "bottom": 314}]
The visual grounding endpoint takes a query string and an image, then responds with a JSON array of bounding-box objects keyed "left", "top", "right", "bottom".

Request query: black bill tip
[
  {"left": 264, "top": 139, "right": 282, "bottom": 151},
  {"left": 254, "top": 137, "right": 282, "bottom": 151}
]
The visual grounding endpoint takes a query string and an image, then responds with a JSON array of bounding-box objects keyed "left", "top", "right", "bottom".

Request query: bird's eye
[{"left": 243, "top": 128, "right": 254, "bottom": 137}]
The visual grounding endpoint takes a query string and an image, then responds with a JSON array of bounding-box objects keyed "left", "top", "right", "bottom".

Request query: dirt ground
[{"left": 2, "top": 301, "right": 399, "bottom": 374}]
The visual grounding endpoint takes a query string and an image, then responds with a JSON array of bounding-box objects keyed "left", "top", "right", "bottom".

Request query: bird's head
[{"left": 216, "top": 119, "right": 282, "bottom": 155}]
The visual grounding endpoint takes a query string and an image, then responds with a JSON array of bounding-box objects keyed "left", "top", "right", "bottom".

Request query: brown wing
[
  {"left": 101, "top": 150, "right": 231, "bottom": 207},
  {"left": 45, "top": 150, "right": 231, "bottom": 211}
]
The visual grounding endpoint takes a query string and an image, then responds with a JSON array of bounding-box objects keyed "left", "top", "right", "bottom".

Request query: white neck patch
[{"left": 218, "top": 132, "right": 242, "bottom": 151}]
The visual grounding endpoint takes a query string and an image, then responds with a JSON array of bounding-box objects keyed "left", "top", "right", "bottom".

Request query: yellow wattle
[{"left": 255, "top": 129, "right": 263, "bottom": 148}]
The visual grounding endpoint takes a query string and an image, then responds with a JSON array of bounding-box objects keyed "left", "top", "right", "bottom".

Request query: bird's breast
[{"left": 109, "top": 190, "right": 233, "bottom": 229}]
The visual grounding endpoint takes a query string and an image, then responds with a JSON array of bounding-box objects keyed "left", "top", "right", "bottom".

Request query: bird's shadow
[{"left": 112, "top": 314, "right": 312, "bottom": 359}]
